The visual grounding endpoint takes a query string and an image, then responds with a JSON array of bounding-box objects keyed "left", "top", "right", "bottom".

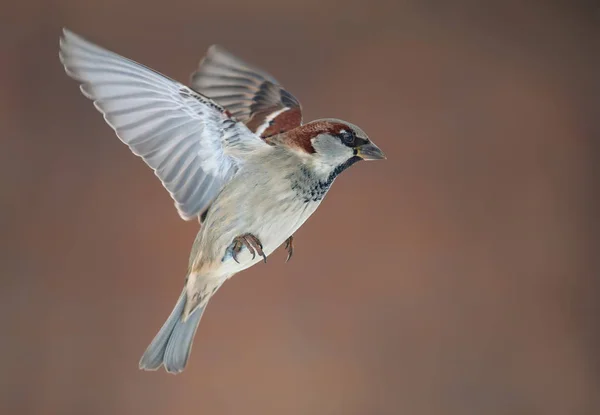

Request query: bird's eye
[{"left": 339, "top": 130, "right": 355, "bottom": 146}]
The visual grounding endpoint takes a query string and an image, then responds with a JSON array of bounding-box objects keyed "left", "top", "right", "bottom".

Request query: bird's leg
[
  {"left": 231, "top": 233, "right": 267, "bottom": 264},
  {"left": 284, "top": 235, "right": 294, "bottom": 263},
  {"left": 231, "top": 235, "right": 255, "bottom": 263},
  {"left": 244, "top": 234, "right": 267, "bottom": 263},
  {"left": 231, "top": 237, "right": 250, "bottom": 263}
]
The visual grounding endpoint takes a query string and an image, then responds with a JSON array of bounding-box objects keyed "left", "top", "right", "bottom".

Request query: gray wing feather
[{"left": 59, "top": 29, "right": 265, "bottom": 220}]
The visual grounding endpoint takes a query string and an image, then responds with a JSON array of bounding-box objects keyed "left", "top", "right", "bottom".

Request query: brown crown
[{"left": 275, "top": 120, "right": 350, "bottom": 154}]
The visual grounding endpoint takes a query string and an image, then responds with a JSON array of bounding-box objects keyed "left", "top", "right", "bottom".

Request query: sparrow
[{"left": 59, "top": 28, "right": 385, "bottom": 374}]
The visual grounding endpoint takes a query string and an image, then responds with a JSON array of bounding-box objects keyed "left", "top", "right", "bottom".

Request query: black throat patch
[{"left": 290, "top": 156, "right": 361, "bottom": 203}]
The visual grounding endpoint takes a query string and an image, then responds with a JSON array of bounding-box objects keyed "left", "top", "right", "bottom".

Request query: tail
[{"left": 139, "top": 289, "right": 207, "bottom": 374}]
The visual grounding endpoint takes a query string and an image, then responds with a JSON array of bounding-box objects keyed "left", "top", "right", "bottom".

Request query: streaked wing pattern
[
  {"left": 190, "top": 45, "right": 303, "bottom": 139},
  {"left": 59, "top": 29, "right": 265, "bottom": 220}
]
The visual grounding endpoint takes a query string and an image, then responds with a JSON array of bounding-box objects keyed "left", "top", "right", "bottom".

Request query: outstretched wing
[
  {"left": 59, "top": 29, "right": 266, "bottom": 221},
  {"left": 190, "top": 46, "right": 303, "bottom": 139}
]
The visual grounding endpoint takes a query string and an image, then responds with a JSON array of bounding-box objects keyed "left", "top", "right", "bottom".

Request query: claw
[
  {"left": 247, "top": 242, "right": 257, "bottom": 260},
  {"left": 284, "top": 235, "right": 294, "bottom": 263},
  {"left": 230, "top": 233, "right": 266, "bottom": 263},
  {"left": 247, "top": 235, "right": 267, "bottom": 263},
  {"left": 231, "top": 238, "right": 244, "bottom": 263}
]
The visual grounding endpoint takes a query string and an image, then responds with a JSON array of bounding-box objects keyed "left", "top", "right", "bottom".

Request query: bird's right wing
[
  {"left": 190, "top": 45, "right": 303, "bottom": 139},
  {"left": 59, "top": 29, "right": 267, "bottom": 221}
]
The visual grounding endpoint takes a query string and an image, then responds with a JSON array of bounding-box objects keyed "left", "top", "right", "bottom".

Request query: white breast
[{"left": 192, "top": 148, "right": 324, "bottom": 277}]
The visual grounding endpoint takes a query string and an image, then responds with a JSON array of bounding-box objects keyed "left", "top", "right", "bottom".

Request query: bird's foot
[
  {"left": 231, "top": 233, "right": 266, "bottom": 264},
  {"left": 284, "top": 235, "right": 294, "bottom": 263}
]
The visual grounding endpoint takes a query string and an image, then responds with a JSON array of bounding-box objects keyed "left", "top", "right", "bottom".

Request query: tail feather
[
  {"left": 163, "top": 306, "right": 205, "bottom": 373},
  {"left": 139, "top": 289, "right": 207, "bottom": 373}
]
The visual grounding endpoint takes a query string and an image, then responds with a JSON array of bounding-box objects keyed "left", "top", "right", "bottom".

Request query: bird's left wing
[{"left": 59, "top": 29, "right": 266, "bottom": 221}]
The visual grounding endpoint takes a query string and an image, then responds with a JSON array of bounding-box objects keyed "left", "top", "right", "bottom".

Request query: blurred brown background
[{"left": 1, "top": 0, "right": 599, "bottom": 414}]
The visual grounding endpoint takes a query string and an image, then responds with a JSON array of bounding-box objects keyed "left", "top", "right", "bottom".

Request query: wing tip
[
  {"left": 58, "top": 27, "right": 86, "bottom": 68},
  {"left": 206, "top": 44, "right": 227, "bottom": 55},
  {"left": 201, "top": 44, "right": 252, "bottom": 71},
  {"left": 60, "top": 27, "right": 82, "bottom": 46}
]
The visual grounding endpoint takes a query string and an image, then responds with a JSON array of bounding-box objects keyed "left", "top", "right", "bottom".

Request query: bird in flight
[{"left": 59, "top": 29, "right": 385, "bottom": 374}]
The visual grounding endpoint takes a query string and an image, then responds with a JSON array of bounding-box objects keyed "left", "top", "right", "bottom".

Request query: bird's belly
[{"left": 218, "top": 197, "right": 319, "bottom": 274}]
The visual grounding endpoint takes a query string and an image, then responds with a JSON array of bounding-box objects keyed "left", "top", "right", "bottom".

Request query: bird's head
[{"left": 279, "top": 118, "right": 385, "bottom": 179}]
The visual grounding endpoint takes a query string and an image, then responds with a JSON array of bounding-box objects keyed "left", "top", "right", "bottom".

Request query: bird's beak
[{"left": 357, "top": 142, "right": 386, "bottom": 160}]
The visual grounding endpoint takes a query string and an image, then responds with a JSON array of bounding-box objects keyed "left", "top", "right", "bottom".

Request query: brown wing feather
[{"left": 190, "top": 46, "right": 302, "bottom": 139}]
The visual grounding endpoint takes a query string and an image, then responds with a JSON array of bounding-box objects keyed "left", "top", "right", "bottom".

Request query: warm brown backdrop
[{"left": 1, "top": 1, "right": 599, "bottom": 414}]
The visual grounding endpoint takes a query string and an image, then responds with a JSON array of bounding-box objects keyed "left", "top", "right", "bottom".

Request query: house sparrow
[{"left": 59, "top": 29, "right": 385, "bottom": 374}]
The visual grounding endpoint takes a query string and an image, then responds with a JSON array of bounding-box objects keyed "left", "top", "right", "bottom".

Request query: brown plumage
[{"left": 268, "top": 120, "right": 351, "bottom": 154}]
